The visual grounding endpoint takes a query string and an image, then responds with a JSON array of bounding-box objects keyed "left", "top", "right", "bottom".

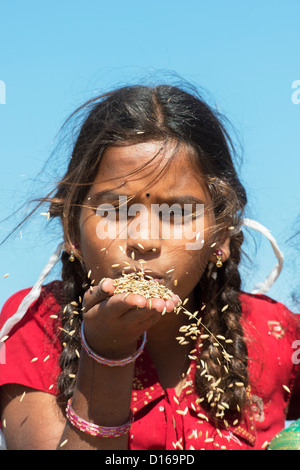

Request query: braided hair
[{"left": 49, "top": 82, "right": 249, "bottom": 423}]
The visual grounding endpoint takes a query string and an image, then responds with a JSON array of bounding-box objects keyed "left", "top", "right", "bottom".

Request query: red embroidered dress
[{"left": 0, "top": 281, "right": 300, "bottom": 450}]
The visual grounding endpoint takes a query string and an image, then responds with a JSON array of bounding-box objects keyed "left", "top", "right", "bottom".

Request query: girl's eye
[{"left": 168, "top": 211, "right": 184, "bottom": 224}]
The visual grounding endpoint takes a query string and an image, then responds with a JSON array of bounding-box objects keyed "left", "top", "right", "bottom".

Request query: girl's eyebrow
[
  {"left": 88, "top": 190, "right": 129, "bottom": 203},
  {"left": 165, "top": 195, "right": 205, "bottom": 206},
  {"left": 89, "top": 191, "right": 205, "bottom": 206}
]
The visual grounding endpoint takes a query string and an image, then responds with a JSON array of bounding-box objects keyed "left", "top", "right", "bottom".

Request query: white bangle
[{"left": 80, "top": 322, "right": 147, "bottom": 367}]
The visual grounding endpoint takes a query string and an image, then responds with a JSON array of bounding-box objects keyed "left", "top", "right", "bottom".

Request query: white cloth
[
  {"left": 0, "top": 242, "right": 64, "bottom": 342},
  {"left": 241, "top": 218, "right": 284, "bottom": 295},
  {"left": 0, "top": 430, "right": 7, "bottom": 450}
]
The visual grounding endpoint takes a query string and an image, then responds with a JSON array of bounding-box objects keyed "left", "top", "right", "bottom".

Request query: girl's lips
[
  {"left": 150, "top": 278, "right": 165, "bottom": 284},
  {"left": 142, "top": 271, "right": 166, "bottom": 283}
]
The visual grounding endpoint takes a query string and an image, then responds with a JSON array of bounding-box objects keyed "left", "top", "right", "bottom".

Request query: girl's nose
[
  {"left": 127, "top": 237, "right": 161, "bottom": 258},
  {"left": 126, "top": 207, "right": 161, "bottom": 256}
]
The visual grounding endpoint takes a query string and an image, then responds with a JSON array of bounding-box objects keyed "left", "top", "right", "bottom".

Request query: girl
[{"left": 0, "top": 83, "right": 299, "bottom": 450}]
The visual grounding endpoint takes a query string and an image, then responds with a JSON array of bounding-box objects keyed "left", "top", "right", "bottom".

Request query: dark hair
[{"left": 49, "top": 83, "right": 248, "bottom": 425}]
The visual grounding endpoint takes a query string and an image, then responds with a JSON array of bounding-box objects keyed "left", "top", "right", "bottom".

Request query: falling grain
[
  {"left": 200, "top": 334, "right": 209, "bottom": 339},
  {"left": 59, "top": 439, "right": 68, "bottom": 448},
  {"left": 176, "top": 407, "right": 188, "bottom": 416},
  {"left": 235, "top": 382, "right": 244, "bottom": 387},
  {"left": 197, "top": 413, "right": 209, "bottom": 422}
]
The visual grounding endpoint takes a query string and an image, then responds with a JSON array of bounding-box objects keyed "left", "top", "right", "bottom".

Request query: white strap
[
  {"left": 0, "top": 429, "right": 7, "bottom": 450},
  {"left": 241, "top": 218, "right": 284, "bottom": 295},
  {"left": 0, "top": 242, "right": 64, "bottom": 341}
]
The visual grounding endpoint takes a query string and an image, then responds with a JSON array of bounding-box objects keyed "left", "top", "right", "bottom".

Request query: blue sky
[{"left": 0, "top": 0, "right": 300, "bottom": 310}]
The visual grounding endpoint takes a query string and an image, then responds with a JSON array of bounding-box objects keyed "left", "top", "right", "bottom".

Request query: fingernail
[{"left": 99, "top": 278, "right": 109, "bottom": 292}]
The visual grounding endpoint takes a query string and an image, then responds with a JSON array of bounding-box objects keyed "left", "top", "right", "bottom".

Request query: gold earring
[
  {"left": 215, "top": 249, "right": 223, "bottom": 268},
  {"left": 69, "top": 250, "right": 75, "bottom": 262}
]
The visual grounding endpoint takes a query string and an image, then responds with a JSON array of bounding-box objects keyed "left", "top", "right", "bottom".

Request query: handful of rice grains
[{"left": 113, "top": 270, "right": 177, "bottom": 302}]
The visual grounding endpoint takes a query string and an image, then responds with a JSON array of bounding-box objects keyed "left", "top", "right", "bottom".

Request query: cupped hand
[{"left": 82, "top": 278, "right": 180, "bottom": 359}]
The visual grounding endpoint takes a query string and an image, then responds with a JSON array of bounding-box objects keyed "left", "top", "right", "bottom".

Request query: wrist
[
  {"left": 66, "top": 397, "right": 134, "bottom": 438},
  {"left": 81, "top": 321, "right": 146, "bottom": 366}
]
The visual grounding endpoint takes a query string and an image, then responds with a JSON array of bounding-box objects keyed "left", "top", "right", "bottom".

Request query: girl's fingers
[
  {"left": 82, "top": 277, "right": 115, "bottom": 311},
  {"left": 82, "top": 290, "right": 181, "bottom": 351}
]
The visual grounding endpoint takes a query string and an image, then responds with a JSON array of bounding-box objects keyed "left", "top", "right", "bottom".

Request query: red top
[{"left": 0, "top": 281, "right": 300, "bottom": 450}]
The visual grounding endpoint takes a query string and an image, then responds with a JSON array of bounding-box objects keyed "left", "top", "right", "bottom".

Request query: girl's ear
[
  {"left": 64, "top": 241, "right": 73, "bottom": 255},
  {"left": 208, "top": 236, "right": 231, "bottom": 265},
  {"left": 64, "top": 241, "right": 80, "bottom": 258}
]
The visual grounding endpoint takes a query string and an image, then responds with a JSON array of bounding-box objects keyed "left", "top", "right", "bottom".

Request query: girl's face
[{"left": 78, "top": 140, "right": 222, "bottom": 303}]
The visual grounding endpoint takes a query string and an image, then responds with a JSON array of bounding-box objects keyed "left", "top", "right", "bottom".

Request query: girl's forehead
[
  {"left": 98, "top": 141, "right": 176, "bottom": 178},
  {"left": 91, "top": 140, "right": 208, "bottom": 198}
]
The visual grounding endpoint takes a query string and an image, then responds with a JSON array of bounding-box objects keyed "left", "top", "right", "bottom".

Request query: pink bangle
[
  {"left": 80, "top": 321, "right": 146, "bottom": 367},
  {"left": 66, "top": 398, "right": 134, "bottom": 438}
]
